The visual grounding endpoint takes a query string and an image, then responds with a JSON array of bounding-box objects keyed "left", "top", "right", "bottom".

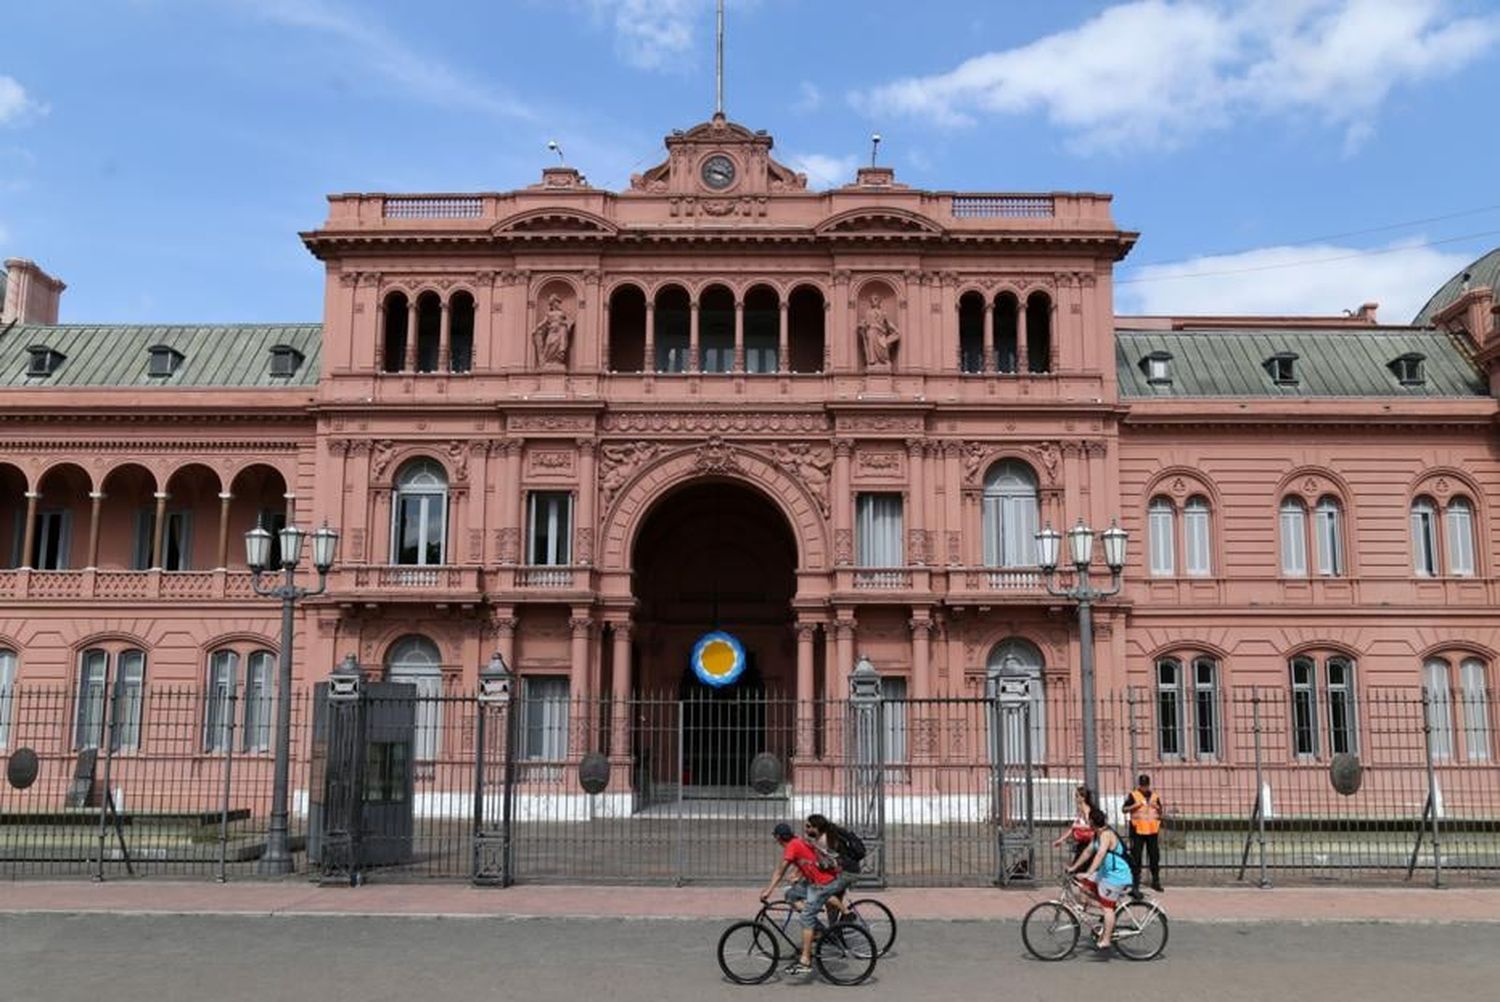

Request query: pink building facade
[{"left": 3, "top": 114, "right": 1500, "bottom": 779}]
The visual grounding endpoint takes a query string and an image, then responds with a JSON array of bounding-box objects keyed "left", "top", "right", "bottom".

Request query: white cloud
[
  {"left": 1116, "top": 239, "right": 1476, "bottom": 323},
  {"left": 793, "top": 81, "right": 823, "bottom": 113},
  {"left": 0, "top": 75, "right": 43, "bottom": 126},
  {"left": 586, "top": 0, "right": 699, "bottom": 70},
  {"left": 785, "top": 152, "right": 859, "bottom": 189},
  {"left": 231, "top": 0, "right": 534, "bottom": 120},
  {"left": 853, "top": 0, "right": 1499, "bottom": 152}
]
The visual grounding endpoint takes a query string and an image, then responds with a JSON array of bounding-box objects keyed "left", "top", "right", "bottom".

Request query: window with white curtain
[
  {"left": 1148, "top": 498, "right": 1175, "bottom": 577},
  {"left": 112, "top": 650, "right": 146, "bottom": 751},
  {"left": 1411, "top": 498, "right": 1438, "bottom": 576},
  {"left": 988, "top": 639, "right": 1046, "bottom": 764},
  {"left": 1446, "top": 497, "right": 1475, "bottom": 577},
  {"left": 527, "top": 492, "right": 572, "bottom": 566},
  {"left": 0, "top": 649, "right": 15, "bottom": 749},
  {"left": 385, "top": 635, "right": 444, "bottom": 760},
  {"left": 1326, "top": 656, "right": 1357, "bottom": 754},
  {"left": 204, "top": 650, "right": 238, "bottom": 752},
  {"left": 1290, "top": 656, "right": 1318, "bottom": 758},
  {"left": 242, "top": 650, "right": 274, "bottom": 753},
  {"left": 1314, "top": 496, "right": 1344, "bottom": 576},
  {"left": 1192, "top": 657, "right": 1221, "bottom": 758},
  {"left": 523, "top": 676, "right": 571, "bottom": 760},
  {"left": 1460, "top": 658, "right": 1491, "bottom": 762},
  {"left": 1280, "top": 499, "right": 1308, "bottom": 576},
  {"left": 1183, "top": 496, "right": 1211, "bottom": 576},
  {"left": 856, "top": 493, "right": 904, "bottom": 567},
  {"left": 392, "top": 459, "right": 448, "bottom": 566},
  {"left": 1155, "top": 658, "right": 1183, "bottom": 757},
  {"left": 76, "top": 649, "right": 146, "bottom": 752},
  {"left": 75, "top": 649, "right": 108, "bottom": 749},
  {"left": 981, "top": 462, "right": 1039, "bottom": 568},
  {"left": 1423, "top": 657, "right": 1454, "bottom": 760},
  {"left": 880, "top": 676, "right": 908, "bottom": 768}
]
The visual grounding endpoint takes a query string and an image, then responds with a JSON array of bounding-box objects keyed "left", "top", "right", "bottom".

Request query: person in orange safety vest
[{"left": 1124, "top": 773, "right": 1165, "bottom": 894}]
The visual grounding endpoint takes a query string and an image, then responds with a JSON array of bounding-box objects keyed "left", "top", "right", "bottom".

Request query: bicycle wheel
[
  {"left": 814, "top": 923, "right": 878, "bottom": 986},
  {"left": 1112, "top": 901, "right": 1169, "bottom": 961},
  {"left": 847, "top": 898, "right": 897, "bottom": 957},
  {"left": 716, "top": 921, "right": 779, "bottom": 984},
  {"left": 1021, "top": 901, "right": 1081, "bottom": 961}
]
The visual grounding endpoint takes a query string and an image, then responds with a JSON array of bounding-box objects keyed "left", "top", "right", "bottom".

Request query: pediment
[
  {"left": 815, "top": 208, "right": 944, "bottom": 238},
  {"left": 491, "top": 208, "right": 618, "bottom": 238}
]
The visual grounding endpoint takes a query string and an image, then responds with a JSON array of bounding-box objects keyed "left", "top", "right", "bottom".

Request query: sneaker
[{"left": 783, "top": 962, "right": 814, "bottom": 976}]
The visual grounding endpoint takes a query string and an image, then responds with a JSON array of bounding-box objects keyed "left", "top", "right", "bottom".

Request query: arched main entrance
[{"left": 630, "top": 479, "right": 798, "bottom": 791}]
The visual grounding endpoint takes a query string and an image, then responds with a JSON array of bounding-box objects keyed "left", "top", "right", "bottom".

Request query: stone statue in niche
[
  {"left": 531, "top": 294, "right": 573, "bottom": 369},
  {"left": 858, "top": 293, "right": 900, "bottom": 370}
]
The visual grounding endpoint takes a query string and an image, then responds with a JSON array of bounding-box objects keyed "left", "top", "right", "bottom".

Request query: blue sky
[{"left": 3, "top": 0, "right": 1499, "bottom": 325}]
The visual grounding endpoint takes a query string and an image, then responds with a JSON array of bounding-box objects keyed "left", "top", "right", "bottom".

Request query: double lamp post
[{"left": 1034, "top": 518, "right": 1127, "bottom": 798}]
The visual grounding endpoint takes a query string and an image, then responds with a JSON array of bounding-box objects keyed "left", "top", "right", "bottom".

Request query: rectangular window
[
  {"left": 1155, "top": 659, "right": 1182, "bottom": 757},
  {"left": 880, "top": 676, "right": 908, "bottom": 767},
  {"left": 1412, "top": 503, "right": 1438, "bottom": 576},
  {"left": 1183, "top": 501, "right": 1210, "bottom": 576},
  {"left": 1192, "top": 657, "right": 1220, "bottom": 758},
  {"left": 243, "top": 651, "right": 273, "bottom": 753},
  {"left": 1314, "top": 503, "right": 1343, "bottom": 576},
  {"left": 983, "top": 493, "right": 1038, "bottom": 568},
  {"left": 1460, "top": 659, "right": 1490, "bottom": 762},
  {"left": 204, "top": 650, "right": 238, "bottom": 753},
  {"left": 1447, "top": 502, "right": 1475, "bottom": 577},
  {"left": 1424, "top": 659, "right": 1454, "bottom": 760},
  {"left": 855, "top": 494, "right": 903, "bottom": 567},
  {"left": 522, "top": 676, "right": 570, "bottom": 760},
  {"left": 395, "top": 494, "right": 445, "bottom": 566},
  {"left": 1280, "top": 502, "right": 1307, "bottom": 576},
  {"left": 1326, "top": 657, "right": 1357, "bottom": 755},
  {"left": 0, "top": 649, "right": 16, "bottom": 749},
  {"left": 1148, "top": 502, "right": 1175, "bottom": 576},
  {"left": 389, "top": 668, "right": 443, "bottom": 761},
  {"left": 132, "top": 509, "right": 192, "bottom": 570},
  {"left": 74, "top": 650, "right": 109, "bottom": 750},
  {"left": 1290, "top": 657, "right": 1318, "bottom": 758},
  {"left": 527, "top": 492, "right": 573, "bottom": 566},
  {"left": 745, "top": 345, "right": 778, "bottom": 373},
  {"left": 32, "top": 509, "right": 71, "bottom": 570},
  {"left": 112, "top": 650, "right": 146, "bottom": 751}
]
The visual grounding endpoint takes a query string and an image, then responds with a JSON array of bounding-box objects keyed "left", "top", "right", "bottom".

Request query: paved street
[{"left": 1, "top": 913, "right": 1496, "bottom": 1002}]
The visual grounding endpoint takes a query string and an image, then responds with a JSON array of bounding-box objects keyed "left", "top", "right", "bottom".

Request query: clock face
[{"left": 701, "top": 154, "right": 736, "bottom": 190}]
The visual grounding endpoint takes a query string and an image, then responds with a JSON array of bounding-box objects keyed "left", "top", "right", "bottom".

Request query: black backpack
[{"left": 831, "top": 825, "right": 867, "bottom": 873}]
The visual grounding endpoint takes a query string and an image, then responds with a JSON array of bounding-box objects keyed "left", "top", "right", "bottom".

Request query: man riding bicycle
[{"left": 760, "top": 821, "right": 840, "bottom": 977}]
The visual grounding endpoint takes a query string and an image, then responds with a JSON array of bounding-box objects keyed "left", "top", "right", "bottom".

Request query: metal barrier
[{"left": 3, "top": 674, "right": 1497, "bottom": 887}]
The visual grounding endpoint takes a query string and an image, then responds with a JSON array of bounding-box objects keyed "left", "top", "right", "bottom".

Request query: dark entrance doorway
[{"left": 630, "top": 480, "right": 798, "bottom": 793}]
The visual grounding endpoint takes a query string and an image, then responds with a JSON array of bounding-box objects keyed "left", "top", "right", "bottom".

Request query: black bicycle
[
  {"left": 717, "top": 899, "right": 879, "bottom": 985},
  {"left": 755, "top": 894, "right": 897, "bottom": 957}
]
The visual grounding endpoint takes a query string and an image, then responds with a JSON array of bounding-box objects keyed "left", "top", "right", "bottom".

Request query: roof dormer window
[
  {"left": 1265, "top": 352, "right": 1299, "bottom": 386},
  {"left": 1139, "top": 350, "right": 1173, "bottom": 385},
  {"left": 269, "top": 344, "right": 305, "bottom": 378},
  {"left": 25, "top": 346, "right": 65, "bottom": 378},
  {"left": 147, "top": 345, "right": 185, "bottom": 377},
  {"left": 1390, "top": 352, "right": 1426, "bottom": 386}
]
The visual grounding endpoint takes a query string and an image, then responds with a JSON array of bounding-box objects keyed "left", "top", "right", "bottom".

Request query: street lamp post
[
  {"left": 246, "top": 520, "right": 339, "bottom": 875},
  {"left": 1035, "top": 518, "right": 1127, "bottom": 797}
]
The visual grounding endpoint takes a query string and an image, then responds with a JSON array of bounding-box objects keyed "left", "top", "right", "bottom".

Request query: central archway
[{"left": 631, "top": 479, "right": 798, "bottom": 790}]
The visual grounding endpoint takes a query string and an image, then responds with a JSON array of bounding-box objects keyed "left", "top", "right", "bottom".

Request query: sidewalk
[{"left": 2, "top": 881, "right": 1497, "bottom": 923}]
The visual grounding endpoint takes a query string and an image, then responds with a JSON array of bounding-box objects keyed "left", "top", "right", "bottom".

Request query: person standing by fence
[{"left": 1124, "top": 774, "right": 1165, "bottom": 894}]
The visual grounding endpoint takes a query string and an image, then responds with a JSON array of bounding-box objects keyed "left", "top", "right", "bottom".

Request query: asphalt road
[{"left": 0, "top": 914, "right": 1494, "bottom": 1002}]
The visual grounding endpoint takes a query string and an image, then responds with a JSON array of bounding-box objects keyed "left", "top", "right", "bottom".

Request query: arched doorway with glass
[
  {"left": 629, "top": 479, "right": 799, "bottom": 795},
  {"left": 988, "top": 638, "right": 1047, "bottom": 766},
  {"left": 384, "top": 635, "right": 444, "bottom": 761}
]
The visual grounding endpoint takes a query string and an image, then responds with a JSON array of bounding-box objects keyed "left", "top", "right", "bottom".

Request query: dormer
[
  {"left": 25, "top": 345, "right": 65, "bottom": 378},
  {"left": 1389, "top": 352, "right": 1426, "bottom": 386},
  {"left": 1264, "top": 352, "right": 1299, "bottom": 386},
  {"left": 269, "top": 344, "right": 305, "bottom": 378},
  {"left": 1139, "top": 350, "right": 1173, "bottom": 385},
  {"left": 147, "top": 344, "right": 185, "bottom": 377}
]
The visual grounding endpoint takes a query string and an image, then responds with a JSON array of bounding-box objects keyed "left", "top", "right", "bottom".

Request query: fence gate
[{"left": 989, "top": 675, "right": 1038, "bottom": 885}]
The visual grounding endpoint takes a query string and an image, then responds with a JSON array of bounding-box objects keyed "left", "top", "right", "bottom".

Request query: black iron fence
[{"left": 2, "top": 677, "right": 1496, "bottom": 886}]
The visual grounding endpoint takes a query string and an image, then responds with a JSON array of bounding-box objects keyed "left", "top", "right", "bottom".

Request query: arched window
[
  {"left": 1290, "top": 653, "right": 1359, "bottom": 758},
  {"left": 607, "top": 284, "right": 647, "bottom": 373},
  {"left": 1183, "top": 496, "right": 1211, "bottom": 576},
  {"left": 415, "top": 292, "right": 441, "bottom": 373},
  {"left": 1446, "top": 497, "right": 1476, "bottom": 577},
  {"left": 1155, "top": 653, "right": 1220, "bottom": 759},
  {"left": 994, "top": 293, "right": 1019, "bottom": 373},
  {"left": 1148, "top": 497, "right": 1175, "bottom": 577},
  {"left": 448, "top": 291, "right": 475, "bottom": 373},
  {"left": 1025, "top": 292, "right": 1052, "bottom": 373},
  {"left": 698, "top": 285, "right": 735, "bottom": 373},
  {"left": 987, "top": 639, "right": 1045, "bottom": 762},
  {"left": 75, "top": 648, "right": 145, "bottom": 751},
  {"left": 1425, "top": 655, "right": 1492, "bottom": 762},
  {"left": 1459, "top": 657, "right": 1491, "bottom": 761},
  {"left": 1423, "top": 657, "right": 1454, "bottom": 760},
  {"left": 391, "top": 460, "right": 448, "bottom": 566},
  {"left": 958, "top": 292, "right": 985, "bottom": 373},
  {"left": 381, "top": 292, "right": 408, "bottom": 373},
  {"left": 743, "top": 285, "right": 780, "bottom": 373},
  {"left": 982, "top": 461, "right": 1038, "bottom": 568},
  {"left": 1314, "top": 496, "right": 1344, "bottom": 576},
  {"left": 787, "top": 285, "right": 825, "bottom": 373},
  {"left": 0, "top": 648, "right": 15, "bottom": 748},
  {"left": 1155, "top": 657, "right": 1183, "bottom": 757},
  {"left": 1280, "top": 498, "right": 1308, "bottom": 576},
  {"left": 203, "top": 647, "right": 275, "bottom": 753},
  {"left": 1411, "top": 497, "right": 1439, "bottom": 576},
  {"left": 204, "top": 649, "right": 238, "bottom": 752},
  {"left": 653, "top": 286, "right": 690, "bottom": 373},
  {"left": 1289, "top": 655, "right": 1318, "bottom": 758},
  {"left": 386, "top": 635, "right": 444, "bottom": 761}
]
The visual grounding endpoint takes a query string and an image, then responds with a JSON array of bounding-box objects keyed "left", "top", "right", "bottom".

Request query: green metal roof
[
  {"left": 1116, "top": 327, "right": 1486, "bottom": 398},
  {"left": 0, "top": 323, "right": 322, "bottom": 388},
  {"left": 1413, "top": 247, "right": 1500, "bottom": 325}
]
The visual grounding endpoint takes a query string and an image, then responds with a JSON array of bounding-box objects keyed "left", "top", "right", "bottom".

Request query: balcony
[
  {"left": 326, "top": 565, "right": 484, "bottom": 605},
  {"left": 0, "top": 569, "right": 259, "bottom": 602},
  {"left": 491, "top": 565, "right": 593, "bottom": 596}
]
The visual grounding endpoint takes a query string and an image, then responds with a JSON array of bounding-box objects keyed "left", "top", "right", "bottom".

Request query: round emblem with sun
[{"left": 691, "top": 630, "right": 747, "bottom": 687}]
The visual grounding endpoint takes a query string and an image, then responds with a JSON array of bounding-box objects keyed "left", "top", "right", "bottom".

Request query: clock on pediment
[{"left": 700, "top": 154, "right": 737, "bottom": 190}]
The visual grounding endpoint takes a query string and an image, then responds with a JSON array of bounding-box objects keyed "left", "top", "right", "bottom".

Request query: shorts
[
  {"left": 784, "top": 879, "right": 839, "bottom": 929},
  {"left": 1086, "top": 877, "right": 1128, "bottom": 909}
]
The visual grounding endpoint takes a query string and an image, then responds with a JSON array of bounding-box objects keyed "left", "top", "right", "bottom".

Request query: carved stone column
[
  {"left": 833, "top": 617, "right": 855, "bottom": 701},
  {"left": 833, "top": 440, "right": 853, "bottom": 566},
  {"left": 151, "top": 491, "right": 169, "bottom": 570},
  {"left": 644, "top": 301, "right": 656, "bottom": 373},
  {"left": 216, "top": 491, "right": 232, "bottom": 570},
  {"left": 777, "top": 300, "right": 789, "bottom": 373},
  {"left": 733, "top": 298, "right": 745, "bottom": 372},
  {"left": 493, "top": 613, "right": 518, "bottom": 674},
  {"left": 374, "top": 300, "right": 386, "bottom": 372},
  {"left": 688, "top": 300, "right": 701, "bottom": 373},
  {"left": 576, "top": 439, "right": 596, "bottom": 566},
  {"left": 569, "top": 610, "right": 594, "bottom": 754},
  {"left": 610, "top": 621, "right": 632, "bottom": 759},
  {"left": 404, "top": 299, "right": 419, "bottom": 372},
  {"left": 501, "top": 442, "right": 523, "bottom": 564},
  {"left": 19, "top": 491, "right": 39, "bottom": 569},
  {"left": 438, "top": 300, "right": 451, "bottom": 372},
  {"left": 943, "top": 442, "right": 963, "bottom": 566},
  {"left": 910, "top": 612, "right": 934, "bottom": 699},
  {"left": 907, "top": 439, "right": 926, "bottom": 566},
  {"left": 86, "top": 491, "right": 104, "bottom": 569},
  {"left": 795, "top": 621, "right": 817, "bottom": 758},
  {"left": 1017, "top": 298, "right": 1030, "bottom": 373},
  {"left": 982, "top": 303, "right": 995, "bottom": 372}
]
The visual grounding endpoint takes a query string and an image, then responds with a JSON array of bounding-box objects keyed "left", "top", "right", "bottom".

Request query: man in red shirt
[{"left": 760, "top": 821, "right": 840, "bottom": 976}]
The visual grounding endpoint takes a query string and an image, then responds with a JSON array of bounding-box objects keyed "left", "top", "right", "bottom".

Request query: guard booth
[{"left": 307, "top": 657, "right": 417, "bottom": 879}]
